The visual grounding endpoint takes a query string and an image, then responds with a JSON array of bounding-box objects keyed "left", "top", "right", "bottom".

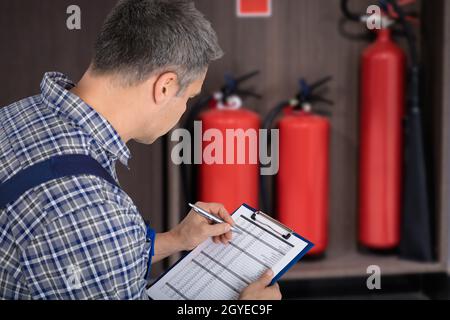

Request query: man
[{"left": 0, "top": 0, "right": 281, "bottom": 300}]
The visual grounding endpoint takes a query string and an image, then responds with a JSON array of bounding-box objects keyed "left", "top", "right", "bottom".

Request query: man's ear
[{"left": 153, "top": 72, "right": 179, "bottom": 105}]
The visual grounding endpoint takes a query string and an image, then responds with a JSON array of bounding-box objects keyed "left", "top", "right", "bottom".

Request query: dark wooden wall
[
  {"left": 1, "top": 0, "right": 447, "bottom": 276},
  {"left": 436, "top": 0, "right": 450, "bottom": 269},
  {"left": 421, "top": 0, "right": 448, "bottom": 263},
  {"left": 194, "top": 0, "right": 376, "bottom": 257},
  {"left": 445, "top": 1, "right": 450, "bottom": 272}
]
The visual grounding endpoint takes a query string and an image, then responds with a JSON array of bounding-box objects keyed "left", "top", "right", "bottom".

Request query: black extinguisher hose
[
  {"left": 260, "top": 101, "right": 290, "bottom": 213},
  {"left": 384, "top": 0, "right": 419, "bottom": 105},
  {"left": 340, "top": 0, "right": 363, "bottom": 22},
  {"left": 385, "top": 0, "right": 419, "bottom": 64},
  {"left": 385, "top": 0, "right": 433, "bottom": 261}
]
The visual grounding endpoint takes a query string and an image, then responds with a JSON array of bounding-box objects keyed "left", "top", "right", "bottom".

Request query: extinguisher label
[{"left": 237, "top": 0, "right": 272, "bottom": 17}]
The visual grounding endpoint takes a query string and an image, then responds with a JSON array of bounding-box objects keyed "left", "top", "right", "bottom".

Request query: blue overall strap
[
  {"left": 0, "top": 154, "right": 119, "bottom": 209},
  {"left": 145, "top": 224, "right": 156, "bottom": 279},
  {"left": 0, "top": 154, "right": 156, "bottom": 279}
]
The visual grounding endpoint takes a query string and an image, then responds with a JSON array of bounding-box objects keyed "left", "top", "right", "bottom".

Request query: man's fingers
[
  {"left": 256, "top": 269, "right": 274, "bottom": 288},
  {"left": 201, "top": 202, "right": 235, "bottom": 226},
  {"left": 216, "top": 207, "right": 235, "bottom": 226},
  {"left": 265, "top": 284, "right": 282, "bottom": 300},
  {"left": 206, "top": 223, "right": 231, "bottom": 237},
  {"left": 212, "top": 234, "right": 230, "bottom": 245},
  {"left": 223, "top": 233, "right": 232, "bottom": 243},
  {"left": 194, "top": 202, "right": 236, "bottom": 233},
  {"left": 211, "top": 233, "right": 231, "bottom": 245}
]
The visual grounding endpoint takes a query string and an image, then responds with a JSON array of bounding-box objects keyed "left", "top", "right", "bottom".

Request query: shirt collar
[{"left": 40, "top": 72, "right": 131, "bottom": 166}]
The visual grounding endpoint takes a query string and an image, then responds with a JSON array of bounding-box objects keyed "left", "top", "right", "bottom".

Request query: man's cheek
[
  {"left": 175, "top": 104, "right": 187, "bottom": 120},
  {"left": 180, "top": 105, "right": 187, "bottom": 117}
]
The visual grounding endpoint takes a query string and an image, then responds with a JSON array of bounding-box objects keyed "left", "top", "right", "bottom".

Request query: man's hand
[
  {"left": 170, "top": 202, "right": 235, "bottom": 251},
  {"left": 239, "top": 270, "right": 282, "bottom": 300}
]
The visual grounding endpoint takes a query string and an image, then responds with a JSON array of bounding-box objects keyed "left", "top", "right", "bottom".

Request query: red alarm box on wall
[{"left": 237, "top": 0, "right": 272, "bottom": 17}]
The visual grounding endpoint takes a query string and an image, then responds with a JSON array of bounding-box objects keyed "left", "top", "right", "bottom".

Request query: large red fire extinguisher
[
  {"left": 359, "top": 28, "right": 406, "bottom": 249},
  {"left": 341, "top": 0, "right": 434, "bottom": 259},
  {"left": 196, "top": 73, "right": 262, "bottom": 212},
  {"left": 262, "top": 78, "right": 332, "bottom": 255}
]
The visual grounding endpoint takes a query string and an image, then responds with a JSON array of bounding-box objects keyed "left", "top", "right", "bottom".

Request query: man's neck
[{"left": 70, "top": 71, "right": 135, "bottom": 144}]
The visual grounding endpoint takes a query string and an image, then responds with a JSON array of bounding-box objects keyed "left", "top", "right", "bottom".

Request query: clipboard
[
  {"left": 147, "top": 203, "right": 314, "bottom": 299},
  {"left": 241, "top": 204, "right": 314, "bottom": 285}
]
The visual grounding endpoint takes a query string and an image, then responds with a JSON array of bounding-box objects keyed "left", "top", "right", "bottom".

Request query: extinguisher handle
[
  {"left": 236, "top": 90, "right": 262, "bottom": 100},
  {"left": 295, "top": 76, "right": 334, "bottom": 109},
  {"left": 309, "top": 95, "right": 334, "bottom": 106},
  {"left": 309, "top": 76, "right": 333, "bottom": 91},
  {"left": 220, "top": 71, "right": 262, "bottom": 103},
  {"left": 235, "top": 70, "right": 261, "bottom": 85}
]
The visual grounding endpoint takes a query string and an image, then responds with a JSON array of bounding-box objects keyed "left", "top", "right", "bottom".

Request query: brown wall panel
[
  {"left": 1, "top": 0, "right": 447, "bottom": 279},
  {"left": 193, "top": 0, "right": 376, "bottom": 256}
]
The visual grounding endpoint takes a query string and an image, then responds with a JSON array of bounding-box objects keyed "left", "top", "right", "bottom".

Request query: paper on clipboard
[{"left": 147, "top": 204, "right": 313, "bottom": 300}]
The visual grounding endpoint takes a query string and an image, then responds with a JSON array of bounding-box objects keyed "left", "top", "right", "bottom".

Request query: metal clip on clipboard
[{"left": 250, "top": 210, "right": 293, "bottom": 240}]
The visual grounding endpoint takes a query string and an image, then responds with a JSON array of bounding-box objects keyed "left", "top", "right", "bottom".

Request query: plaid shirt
[{"left": 0, "top": 72, "right": 151, "bottom": 299}]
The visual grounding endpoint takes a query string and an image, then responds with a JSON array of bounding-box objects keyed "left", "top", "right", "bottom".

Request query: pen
[{"left": 188, "top": 203, "right": 243, "bottom": 235}]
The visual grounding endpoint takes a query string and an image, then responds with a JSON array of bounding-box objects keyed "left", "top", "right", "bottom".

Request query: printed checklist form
[{"left": 147, "top": 204, "right": 313, "bottom": 300}]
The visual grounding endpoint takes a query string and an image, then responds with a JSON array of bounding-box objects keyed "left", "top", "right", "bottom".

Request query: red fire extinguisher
[
  {"left": 197, "top": 73, "right": 262, "bottom": 212},
  {"left": 262, "top": 78, "right": 332, "bottom": 255},
  {"left": 359, "top": 28, "right": 406, "bottom": 249}
]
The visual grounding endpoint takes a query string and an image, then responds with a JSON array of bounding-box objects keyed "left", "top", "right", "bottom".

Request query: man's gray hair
[{"left": 92, "top": 0, "right": 223, "bottom": 91}]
